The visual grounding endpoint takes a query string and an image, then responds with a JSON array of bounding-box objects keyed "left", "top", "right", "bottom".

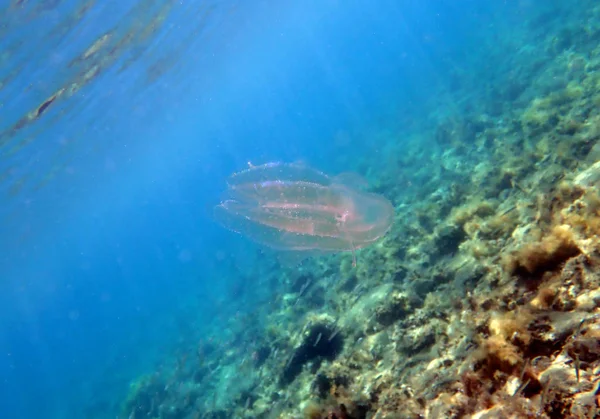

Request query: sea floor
[{"left": 115, "top": 3, "right": 600, "bottom": 419}]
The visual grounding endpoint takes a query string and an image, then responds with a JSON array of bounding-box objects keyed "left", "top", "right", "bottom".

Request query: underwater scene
[{"left": 2, "top": 1, "right": 600, "bottom": 418}]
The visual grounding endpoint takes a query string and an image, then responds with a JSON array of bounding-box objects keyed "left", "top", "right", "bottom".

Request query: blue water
[{"left": 0, "top": 1, "right": 574, "bottom": 418}]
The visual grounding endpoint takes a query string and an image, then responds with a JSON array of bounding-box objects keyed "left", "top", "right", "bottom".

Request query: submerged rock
[{"left": 282, "top": 321, "right": 344, "bottom": 385}]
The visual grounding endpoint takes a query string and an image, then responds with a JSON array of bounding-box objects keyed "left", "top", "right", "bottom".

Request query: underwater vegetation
[
  {"left": 215, "top": 163, "right": 395, "bottom": 265},
  {"left": 112, "top": 2, "right": 600, "bottom": 419}
]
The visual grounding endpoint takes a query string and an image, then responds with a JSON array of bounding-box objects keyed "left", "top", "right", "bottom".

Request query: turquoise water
[{"left": 0, "top": 1, "right": 594, "bottom": 418}]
